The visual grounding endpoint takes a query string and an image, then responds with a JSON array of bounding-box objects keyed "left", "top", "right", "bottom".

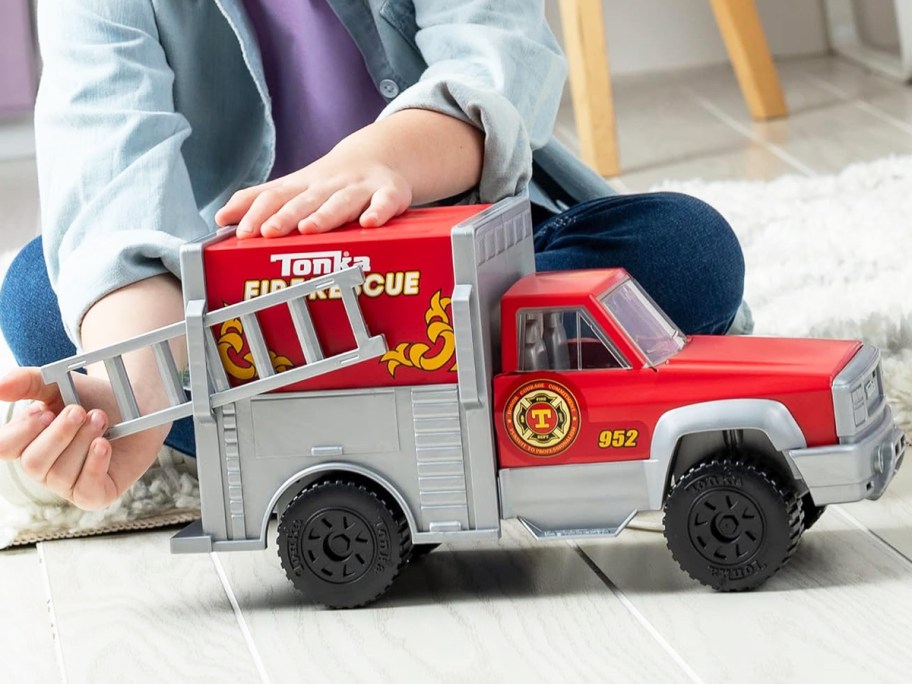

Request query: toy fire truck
[{"left": 41, "top": 197, "right": 905, "bottom": 607}]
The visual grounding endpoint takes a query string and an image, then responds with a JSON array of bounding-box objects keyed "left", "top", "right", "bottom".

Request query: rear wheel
[
  {"left": 277, "top": 480, "right": 410, "bottom": 608},
  {"left": 664, "top": 459, "right": 804, "bottom": 591}
]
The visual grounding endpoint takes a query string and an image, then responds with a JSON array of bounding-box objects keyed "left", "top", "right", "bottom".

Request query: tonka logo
[
  {"left": 270, "top": 250, "right": 371, "bottom": 278},
  {"left": 687, "top": 474, "right": 742, "bottom": 493},
  {"left": 710, "top": 560, "right": 766, "bottom": 582}
]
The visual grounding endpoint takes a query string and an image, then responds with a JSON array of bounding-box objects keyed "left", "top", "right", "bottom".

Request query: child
[{"left": 0, "top": 0, "right": 745, "bottom": 511}]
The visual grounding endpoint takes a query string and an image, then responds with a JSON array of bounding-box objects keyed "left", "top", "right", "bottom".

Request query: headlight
[{"left": 833, "top": 346, "right": 885, "bottom": 441}]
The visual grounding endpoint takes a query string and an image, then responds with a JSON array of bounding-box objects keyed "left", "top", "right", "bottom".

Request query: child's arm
[{"left": 217, "top": 0, "right": 566, "bottom": 238}]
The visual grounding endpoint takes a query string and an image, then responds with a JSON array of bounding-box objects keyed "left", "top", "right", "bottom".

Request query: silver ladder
[{"left": 40, "top": 266, "right": 388, "bottom": 440}]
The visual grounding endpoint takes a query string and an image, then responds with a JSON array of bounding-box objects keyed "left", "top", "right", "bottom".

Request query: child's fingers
[
  {"left": 237, "top": 188, "right": 295, "bottom": 238},
  {"left": 216, "top": 180, "right": 282, "bottom": 227},
  {"left": 71, "top": 438, "right": 118, "bottom": 511},
  {"left": 43, "top": 409, "right": 108, "bottom": 500},
  {"left": 0, "top": 405, "right": 55, "bottom": 461},
  {"left": 298, "top": 187, "right": 368, "bottom": 235},
  {"left": 0, "top": 367, "right": 62, "bottom": 408},
  {"left": 18, "top": 405, "right": 87, "bottom": 483},
  {"left": 360, "top": 185, "right": 410, "bottom": 228},
  {"left": 262, "top": 191, "right": 323, "bottom": 238}
]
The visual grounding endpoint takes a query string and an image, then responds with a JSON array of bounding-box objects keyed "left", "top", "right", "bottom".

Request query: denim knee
[
  {"left": 0, "top": 236, "right": 76, "bottom": 366},
  {"left": 534, "top": 192, "right": 745, "bottom": 335},
  {"left": 650, "top": 192, "right": 744, "bottom": 334}
]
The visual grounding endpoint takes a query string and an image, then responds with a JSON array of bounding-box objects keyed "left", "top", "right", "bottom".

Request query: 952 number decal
[{"left": 598, "top": 429, "right": 639, "bottom": 449}]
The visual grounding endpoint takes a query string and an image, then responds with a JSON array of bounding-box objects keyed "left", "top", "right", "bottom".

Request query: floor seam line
[
  {"left": 801, "top": 71, "right": 912, "bottom": 139},
  {"left": 832, "top": 505, "right": 912, "bottom": 566},
  {"left": 210, "top": 553, "right": 273, "bottom": 684},
  {"left": 569, "top": 542, "right": 706, "bottom": 684},
  {"left": 37, "top": 542, "right": 69, "bottom": 684},
  {"left": 687, "top": 91, "right": 816, "bottom": 177}
]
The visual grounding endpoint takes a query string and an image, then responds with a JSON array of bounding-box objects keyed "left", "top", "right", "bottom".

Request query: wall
[{"left": 0, "top": 0, "right": 37, "bottom": 116}]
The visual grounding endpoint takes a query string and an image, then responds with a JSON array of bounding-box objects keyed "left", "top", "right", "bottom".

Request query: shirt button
[{"left": 379, "top": 79, "right": 400, "bottom": 99}]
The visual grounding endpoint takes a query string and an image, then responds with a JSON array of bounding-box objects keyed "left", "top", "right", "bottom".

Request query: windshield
[{"left": 600, "top": 279, "right": 685, "bottom": 365}]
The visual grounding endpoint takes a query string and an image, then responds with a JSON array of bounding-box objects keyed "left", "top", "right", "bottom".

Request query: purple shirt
[{"left": 243, "top": 0, "right": 388, "bottom": 179}]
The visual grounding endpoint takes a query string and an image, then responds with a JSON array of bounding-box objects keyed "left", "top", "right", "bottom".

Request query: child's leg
[
  {"left": 533, "top": 192, "right": 744, "bottom": 335},
  {"left": 0, "top": 237, "right": 196, "bottom": 456},
  {"left": 0, "top": 237, "right": 75, "bottom": 366}
]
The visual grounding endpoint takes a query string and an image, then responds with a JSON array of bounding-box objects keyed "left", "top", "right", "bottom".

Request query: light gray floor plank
[
  {"left": 618, "top": 143, "right": 795, "bottom": 193},
  {"left": 578, "top": 512, "right": 912, "bottom": 684},
  {"left": 216, "top": 520, "right": 694, "bottom": 684},
  {"left": 41, "top": 530, "right": 263, "bottom": 684},
  {"left": 0, "top": 545, "right": 62, "bottom": 683},
  {"left": 681, "top": 59, "right": 912, "bottom": 175}
]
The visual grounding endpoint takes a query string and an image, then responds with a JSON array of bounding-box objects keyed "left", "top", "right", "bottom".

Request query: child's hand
[
  {"left": 215, "top": 110, "right": 484, "bottom": 239},
  {"left": 215, "top": 140, "right": 413, "bottom": 239},
  {"left": 0, "top": 368, "right": 165, "bottom": 510}
]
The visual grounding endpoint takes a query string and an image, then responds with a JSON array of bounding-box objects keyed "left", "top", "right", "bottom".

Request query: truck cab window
[{"left": 519, "top": 309, "right": 624, "bottom": 371}]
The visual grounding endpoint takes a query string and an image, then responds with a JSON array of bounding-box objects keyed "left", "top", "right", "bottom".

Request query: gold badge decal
[{"left": 504, "top": 380, "right": 580, "bottom": 457}]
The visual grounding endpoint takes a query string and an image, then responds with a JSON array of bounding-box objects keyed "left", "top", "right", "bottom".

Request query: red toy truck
[{"left": 42, "top": 197, "right": 906, "bottom": 607}]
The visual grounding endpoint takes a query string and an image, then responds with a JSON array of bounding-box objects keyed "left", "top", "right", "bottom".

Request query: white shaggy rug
[{"left": 0, "top": 155, "right": 910, "bottom": 546}]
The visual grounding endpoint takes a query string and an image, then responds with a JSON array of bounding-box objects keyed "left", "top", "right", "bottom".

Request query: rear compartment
[{"left": 201, "top": 205, "right": 487, "bottom": 392}]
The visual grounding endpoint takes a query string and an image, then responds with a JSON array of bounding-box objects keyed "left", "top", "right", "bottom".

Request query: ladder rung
[
  {"left": 211, "top": 335, "right": 387, "bottom": 408},
  {"left": 205, "top": 329, "right": 231, "bottom": 392},
  {"left": 104, "top": 356, "right": 140, "bottom": 421},
  {"left": 287, "top": 298, "right": 324, "bottom": 363},
  {"left": 339, "top": 286, "right": 370, "bottom": 346},
  {"left": 152, "top": 341, "right": 186, "bottom": 407},
  {"left": 106, "top": 402, "right": 194, "bottom": 440},
  {"left": 240, "top": 313, "right": 274, "bottom": 379}
]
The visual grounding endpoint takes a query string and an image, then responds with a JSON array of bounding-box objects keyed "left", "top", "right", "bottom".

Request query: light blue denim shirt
[{"left": 34, "top": 0, "right": 612, "bottom": 345}]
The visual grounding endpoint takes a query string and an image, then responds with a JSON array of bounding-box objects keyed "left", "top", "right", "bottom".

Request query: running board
[
  {"left": 516, "top": 510, "right": 638, "bottom": 540},
  {"left": 171, "top": 519, "right": 267, "bottom": 554}
]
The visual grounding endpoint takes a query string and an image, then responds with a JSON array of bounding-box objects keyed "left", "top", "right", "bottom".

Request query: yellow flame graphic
[{"left": 381, "top": 291, "right": 457, "bottom": 377}]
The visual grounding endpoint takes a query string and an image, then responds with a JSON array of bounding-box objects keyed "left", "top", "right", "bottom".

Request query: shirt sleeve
[
  {"left": 35, "top": 1, "right": 209, "bottom": 347},
  {"left": 378, "top": 0, "right": 567, "bottom": 203}
]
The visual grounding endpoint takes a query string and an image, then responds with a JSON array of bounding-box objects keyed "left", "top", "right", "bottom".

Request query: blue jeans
[{"left": 0, "top": 192, "right": 743, "bottom": 457}]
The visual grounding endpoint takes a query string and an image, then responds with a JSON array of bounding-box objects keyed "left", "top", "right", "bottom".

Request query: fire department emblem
[{"left": 505, "top": 380, "right": 580, "bottom": 457}]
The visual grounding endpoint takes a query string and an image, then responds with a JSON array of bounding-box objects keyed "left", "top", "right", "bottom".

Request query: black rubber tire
[
  {"left": 663, "top": 459, "right": 804, "bottom": 591},
  {"left": 277, "top": 479, "right": 410, "bottom": 608},
  {"left": 801, "top": 494, "right": 827, "bottom": 530}
]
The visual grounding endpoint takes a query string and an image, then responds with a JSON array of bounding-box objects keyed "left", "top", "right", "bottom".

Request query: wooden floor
[{"left": 2, "top": 56, "right": 912, "bottom": 684}]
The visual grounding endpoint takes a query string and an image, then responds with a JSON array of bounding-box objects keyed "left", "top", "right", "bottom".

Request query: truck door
[{"left": 492, "top": 307, "right": 655, "bottom": 468}]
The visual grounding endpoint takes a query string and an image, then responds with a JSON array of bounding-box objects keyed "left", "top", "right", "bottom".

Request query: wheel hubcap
[
  {"left": 301, "top": 508, "right": 375, "bottom": 584},
  {"left": 688, "top": 489, "right": 764, "bottom": 565}
]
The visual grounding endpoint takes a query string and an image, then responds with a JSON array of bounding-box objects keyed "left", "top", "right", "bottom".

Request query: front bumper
[{"left": 788, "top": 406, "right": 906, "bottom": 506}]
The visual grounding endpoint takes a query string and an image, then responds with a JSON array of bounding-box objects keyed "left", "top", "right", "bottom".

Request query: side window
[{"left": 518, "top": 309, "right": 624, "bottom": 371}]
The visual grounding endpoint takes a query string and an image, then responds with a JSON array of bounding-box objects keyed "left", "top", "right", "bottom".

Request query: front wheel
[
  {"left": 663, "top": 459, "right": 804, "bottom": 591},
  {"left": 277, "top": 479, "right": 410, "bottom": 608}
]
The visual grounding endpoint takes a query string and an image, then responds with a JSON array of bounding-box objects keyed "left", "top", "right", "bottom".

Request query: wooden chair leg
[
  {"left": 709, "top": 0, "right": 788, "bottom": 120},
  {"left": 558, "top": 0, "right": 620, "bottom": 177}
]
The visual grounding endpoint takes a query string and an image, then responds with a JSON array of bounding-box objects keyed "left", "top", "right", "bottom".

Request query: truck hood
[{"left": 664, "top": 336, "right": 862, "bottom": 383}]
